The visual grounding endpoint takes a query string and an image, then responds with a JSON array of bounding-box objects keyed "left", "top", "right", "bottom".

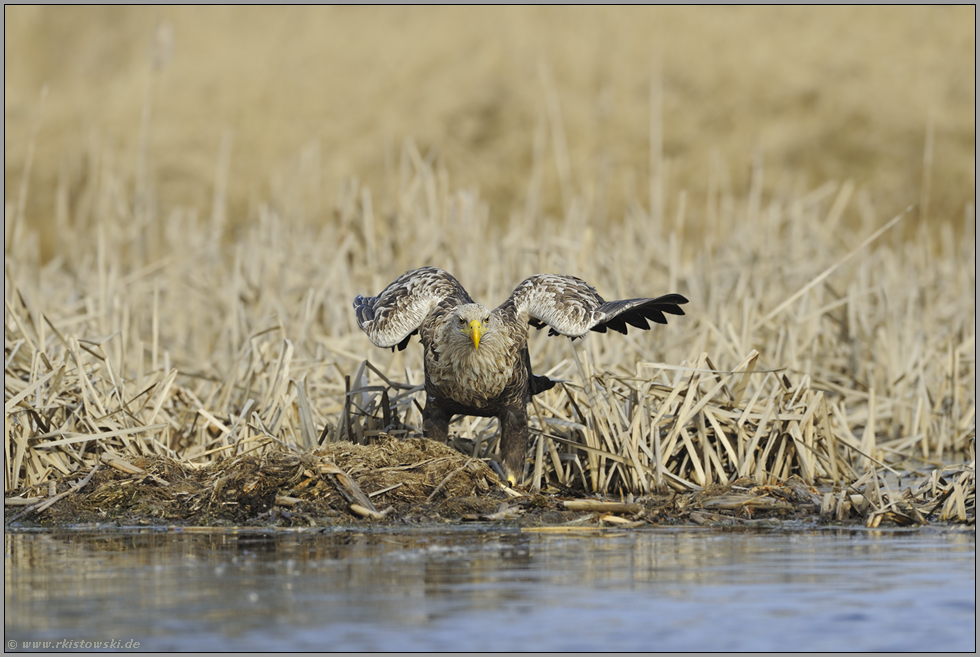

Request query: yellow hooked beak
[{"left": 466, "top": 319, "right": 483, "bottom": 349}]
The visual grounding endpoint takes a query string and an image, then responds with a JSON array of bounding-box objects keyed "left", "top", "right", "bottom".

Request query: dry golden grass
[
  {"left": 4, "top": 135, "right": 975, "bottom": 499},
  {"left": 3, "top": 7, "right": 975, "bottom": 523}
]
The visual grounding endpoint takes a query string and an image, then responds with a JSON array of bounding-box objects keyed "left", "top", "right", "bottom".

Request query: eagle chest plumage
[{"left": 353, "top": 267, "right": 688, "bottom": 484}]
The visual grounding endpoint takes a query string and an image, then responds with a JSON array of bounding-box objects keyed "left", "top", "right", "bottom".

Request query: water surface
[{"left": 4, "top": 525, "right": 975, "bottom": 651}]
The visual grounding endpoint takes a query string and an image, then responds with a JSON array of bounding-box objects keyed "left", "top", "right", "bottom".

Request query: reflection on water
[{"left": 4, "top": 525, "right": 976, "bottom": 651}]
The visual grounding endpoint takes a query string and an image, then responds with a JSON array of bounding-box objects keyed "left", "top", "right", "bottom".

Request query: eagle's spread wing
[
  {"left": 354, "top": 267, "right": 473, "bottom": 350},
  {"left": 508, "top": 274, "right": 688, "bottom": 338}
]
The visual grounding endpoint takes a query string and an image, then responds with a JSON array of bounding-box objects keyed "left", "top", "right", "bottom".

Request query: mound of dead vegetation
[
  {"left": 5, "top": 437, "right": 504, "bottom": 527},
  {"left": 6, "top": 435, "right": 973, "bottom": 529}
]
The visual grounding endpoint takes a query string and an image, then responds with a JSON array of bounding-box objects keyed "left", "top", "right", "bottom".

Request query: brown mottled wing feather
[
  {"left": 508, "top": 274, "right": 688, "bottom": 338},
  {"left": 353, "top": 267, "right": 473, "bottom": 350}
]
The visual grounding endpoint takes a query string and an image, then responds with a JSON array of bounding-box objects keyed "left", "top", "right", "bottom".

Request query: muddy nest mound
[
  {"left": 7, "top": 437, "right": 509, "bottom": 526},
  {"left": 5, "top": 436, "right": 972, "bottom": 529}
]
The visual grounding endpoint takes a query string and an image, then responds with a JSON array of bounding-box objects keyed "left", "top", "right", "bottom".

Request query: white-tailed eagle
[{"left": 354, "top": 267, "right": 687, "bottom": 484}]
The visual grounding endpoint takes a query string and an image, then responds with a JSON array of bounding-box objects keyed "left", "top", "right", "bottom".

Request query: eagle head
[{"left": 454, "top": 304, "right": 491, "bottom": 350}]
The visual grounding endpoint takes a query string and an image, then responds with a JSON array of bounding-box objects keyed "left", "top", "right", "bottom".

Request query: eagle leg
[
  {"left": 498, "top": 407, "right": 529, "bottom": 485},
  {"left": 422, "top": 399, "right": 451, "bottom": 444}
]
